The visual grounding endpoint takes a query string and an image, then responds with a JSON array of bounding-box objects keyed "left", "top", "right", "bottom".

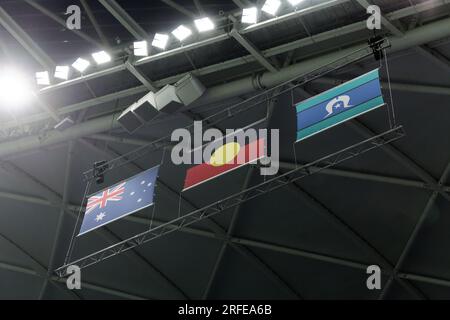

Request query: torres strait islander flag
[{"left": 183, "top": 132, "right": 266, "bottom": 191}]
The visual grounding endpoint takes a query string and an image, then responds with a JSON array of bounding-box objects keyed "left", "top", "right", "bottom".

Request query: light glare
[
  {"left": 262, "top": 0, "right": 281, "bottom": 16},
  {"left": 152, "top": 33, "right": 169, "bottom": 49},
  {"left": 72, "top": 58, "right": 90, "bottom": 72},
  {"left": 133, "top": 41, "right": 148, "bottom": 56},
  {"left": 35, "top": 71, "right": 50, "bottom": 85},
  {"left": 92, "top": 51, "right": 112, "bottom": 64},
  {"left": 54, "top": 66, "right": 70, "bottom": 80},
  {"left": 194, "top": 17, "right": 215, "bottom": 32},
  {"left": 172, "top": 25, "right": 192, "bottom": 41},
  {"left": 0, "top": 67, "right": 32, "bottom": 108},
  {"left": 242, "top": 7, "right": 258, "bottom": 24}
]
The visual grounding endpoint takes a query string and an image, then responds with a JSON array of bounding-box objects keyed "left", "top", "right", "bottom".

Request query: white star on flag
[{"left": 95, "top": 212, "right": 106, "bottom": 222}]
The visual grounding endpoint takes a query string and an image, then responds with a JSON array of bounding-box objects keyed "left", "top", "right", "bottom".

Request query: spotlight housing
[
  {"left": 152, "top": 33, "right": 169, "bottom": 50},
  {"left": 262, "top": 0, "right": 281, "bottom": 16},
  {"left": 92, "top": 51, "right": 112, "bottom": 64},
  {"left": 35, "top": 71, "right": 50, "bottom": 85},
  {"left": 133, "top": 40, "right": 148, "bottom": 56},
  {"left": 172, "top": 25, "right": 192, "bottom": 41},
  {"left": 72, "top": 58, "right": 90, "bottom": 72},
  {"left": 242, "top": 7, "right": 258, "bottom": 24},
  {"left": 54, "top": 66, "right": 70, "bottom": 80},
  {"left": 194, "top": 17, "right": 215, "bottom": 32}
]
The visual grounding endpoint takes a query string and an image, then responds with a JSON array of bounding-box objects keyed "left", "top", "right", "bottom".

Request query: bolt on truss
[
  {"left": 55, "top": 125, "right": 405, "bottom": 277},
  {"left": 81, "top": 38, "right": 391, "bottom": 181}
]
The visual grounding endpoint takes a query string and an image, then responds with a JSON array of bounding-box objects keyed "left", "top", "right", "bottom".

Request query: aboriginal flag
[{"left": 183, "top": 132, "right": 266, "bottom": 191}]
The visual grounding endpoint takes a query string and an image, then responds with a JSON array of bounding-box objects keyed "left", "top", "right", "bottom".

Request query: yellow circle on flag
[{"left": 209, "top": 142, "right": 241, "bottom": 167}]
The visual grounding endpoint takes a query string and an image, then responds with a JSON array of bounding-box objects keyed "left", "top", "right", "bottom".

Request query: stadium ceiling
[{"left": 0, "top": 0, "right": 449, "bottom": 299}]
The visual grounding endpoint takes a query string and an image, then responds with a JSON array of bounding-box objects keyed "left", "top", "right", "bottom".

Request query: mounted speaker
[
  {"left": 133, "top": 91, "right": 158, "bottom": 122},
  {"left": 117, "top": 74, "right": 206, "bottom": 132},
  {"left": 117, "top": 102, "right": 143, "bottom": 134},
  {"left": 155, "top": 74, "right": 206, "bottom": 113},
  {"left": 174, "top": 73, "right": 206, "bottom": 106},
  {"left": 155, "top": 85, "right": 183, "bottom": 113}
]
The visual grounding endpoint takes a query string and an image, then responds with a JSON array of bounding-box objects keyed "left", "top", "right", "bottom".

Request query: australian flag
[{"left": 78, "top": 166, "right": 159, "bottom": 236}]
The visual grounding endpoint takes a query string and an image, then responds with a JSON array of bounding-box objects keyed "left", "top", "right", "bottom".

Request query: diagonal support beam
[
  {"left": 38, "top": 141, "right": 75, "bottom": 299},
  {"left": 0, "top": 233, "right": 80, "bottom": 299},
  {"left": 355, "top": 0, "right": 404, "bottom": 36},
  {"left": 160, "top": 0, "right": 196, "bottom": 18},
  {"left": 0, "top": 5, "right": 55, "bottom": 70},
  {"left": 415, "top": 45, "right": 450, "bottom": 74},
  {"left": 230, "top": 29, "right": 278, "bottom": 73},
  {"left": 3, "top": 177, "right": 450, "bottom": 295},
  {"left": 99, "top": 0, "right": 148, "bottom": 40},
  {"left": 124, "top": 60, "right": 158, "bottom": 92},
  {"left": 80, "top": 0, "right": 110, "bottom": 48},
  {"left": 0, "top": 153, "right": 188, "bottom": 299},
  {"left": 202, "top": 168, "right": 253, "bottom": 299},
  {"left": 347, "top": 120, "right": 450, "bottom": 203},
  {"left": 23, "top": 0, "right": 104, "bottom": 49},
  {"left": 379, "top": 160, "right": 450, "bottom": 299},
  {"left": 86, "top": 140, "right": 302, "bottom": 299}
]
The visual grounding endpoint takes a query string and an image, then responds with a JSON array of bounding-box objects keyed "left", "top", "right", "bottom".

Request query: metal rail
[
  {"left": 82, "top": 38, "right": 391, "bottom": 181},
  {"left": 55, "top": 125, "right": 405, "bottom": 277}
]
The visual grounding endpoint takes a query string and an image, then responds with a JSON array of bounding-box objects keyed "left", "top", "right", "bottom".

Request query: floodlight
[
  {"left": 0, "top": 67, "right": 32, "bottom": 107},
  {"left": 288, "top": 0, "right": 305, "bottom": 6},
  {"left": 72, "top": 57, "right": 90, "bottom": 72},
  {"left": 133, "top": 40, "right": 148, "bottom": 56},
  {"left": 194, "top": 17, "right": 215, "bottom": 32},
  {"left": 35, "top": 71, "right": 50, "bottom": 85},
  {"left": 92, "top": 51, "right": 111, "bottom": 64},
  {"left": 152, "top": 33, "right": 169, "bottom": 49},
  {"left": 172, "top": 25, "right": 192, "bottom": 41},
  {"left": 262, "top": 0, "right": 281, "bottom": 16},
  {"left": 242, "top": 7, "right": 258, "bottom": 24},
  {"left": 54, "top": 66, "right": 70, "bottom": 80}
]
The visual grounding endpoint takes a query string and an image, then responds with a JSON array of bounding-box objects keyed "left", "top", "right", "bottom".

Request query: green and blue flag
[{"left": 296, "top": 69, "right": 385, "bottom": 142}]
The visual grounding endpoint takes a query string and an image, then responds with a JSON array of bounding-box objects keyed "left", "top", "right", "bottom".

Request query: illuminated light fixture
[
  {"left": 241, "top": 7, "right": 258, "bottom": 24},
  {"left": 72, "top": 57, "right": 90, "bottom": 72},
  {"left": 92, "top": 51, "right": 111, "bottom": 64},
  {"left": 288, "top": 0, "right": 305, "bottom": 5},
  {"left": 35, "top": 71, "right": 50, "bottom": 85},
  {"left": 172, "top": 25, "right": 192, "bottom": 41},
  {"left": 0, "top": 67, "right": 32, "bottom": 107},
  {"left": 54, "top": 66, "right": 70, "bottom": 80},
  {"left": 133, "top": 40, "right": 148, "bottom": 56},
  {"left": 152, "top": 33, "right": 169, "bottom": 50},
  {"left": 194, "top": 17, "right": 215, "bottom": 32},
  {"left": 262, "top": 0, "right": 281, "bottom": 16}
]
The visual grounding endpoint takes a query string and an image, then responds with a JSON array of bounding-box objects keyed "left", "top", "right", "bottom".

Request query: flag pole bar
[
  {"left": 55, "top": 125, "right": 405, "bottom": 277},
  {"left": 81, "top": 38, "right": 391, "bottom": 182}
]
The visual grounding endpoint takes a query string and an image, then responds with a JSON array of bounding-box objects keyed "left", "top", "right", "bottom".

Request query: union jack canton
[{"left": 78, "top": 166, "right": 159, "bottom": 236}]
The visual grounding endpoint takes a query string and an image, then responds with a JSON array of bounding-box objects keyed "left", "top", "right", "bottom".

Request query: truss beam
[{"left": 55, "top": 126, "right": 405, "bottom": 276}]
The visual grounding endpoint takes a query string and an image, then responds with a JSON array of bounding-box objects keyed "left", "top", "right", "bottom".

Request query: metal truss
[
  {"left": 81, "top": 38, "right": 391, "bottom": 181},
  {"left": 55, "top": 125, "right": 405, "bottom": 276}
]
